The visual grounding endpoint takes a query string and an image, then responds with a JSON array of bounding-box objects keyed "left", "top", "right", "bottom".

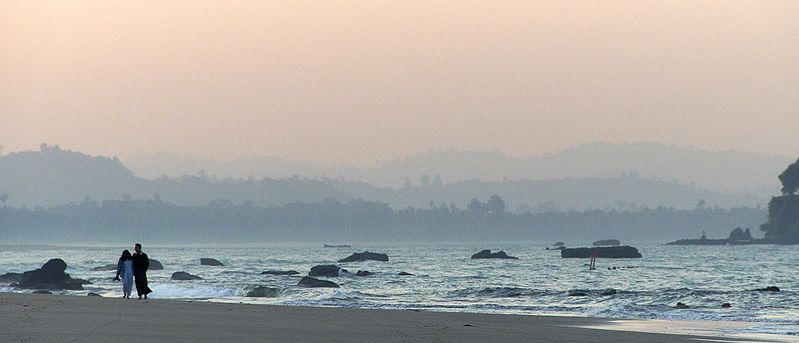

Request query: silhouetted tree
[
  {"left": 468, "top": 198, "right": 484, "bottom": 214},
  {"left": 778, "top": 158, "right": 799, "bottom": 195},
  {"left": 485, "top": 194, "right": 506, "bottom": 214}
]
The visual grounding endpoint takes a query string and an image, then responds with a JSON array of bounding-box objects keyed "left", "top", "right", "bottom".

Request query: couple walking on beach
[{"left": 113, "top": 243, "right": 153, "bottom": 299}]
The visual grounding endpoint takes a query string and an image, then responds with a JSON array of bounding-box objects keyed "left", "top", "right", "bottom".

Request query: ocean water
[{"left": 1, "top": 242, "right": 797, "bottom": 337}]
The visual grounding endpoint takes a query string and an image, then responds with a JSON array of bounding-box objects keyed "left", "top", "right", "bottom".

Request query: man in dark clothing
[{"left": 132, "top": 243, "right": 153, "bottom": 299}]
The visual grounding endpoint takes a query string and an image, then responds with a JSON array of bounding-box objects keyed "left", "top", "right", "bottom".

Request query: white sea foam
[{"left": 148, "top": 283, "right": 244, "bottom": 299}]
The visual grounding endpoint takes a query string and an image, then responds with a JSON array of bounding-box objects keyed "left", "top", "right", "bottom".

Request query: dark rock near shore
[
  {"left": 309, "top": 265, "right": 347, "bottom": 277},
  {"left": 338, "top": 251, "right": 389, "bottom": 262},
  {"left": 721, "top": 303, "right": 732, "bottom": 308},
  {"left": 593, "top": 239, "right": 620, "bottom": 246},
  {"left": 298, "top": 276, "right": 339, "bottom": 288},
  {"left": 0, "top": 272, "right": 22, "bottom": 284},
  {"left": 675, "top": 302, "right": 689, "bottom": 309},
  {"left": 754, "top": 286, "right": 780, "bottom": 292},
  {"left": 87, "top": 292, "right": 101, "bottom": 297},
  {"left": 355, "top": 270, "right": 374, "bottom": 277},
  {"left": 262, "top": 270, "right": 300, "bottom": 276},
  {"left": 568, "top": 290, "right": 588, "bottom": 296},
  {"left": 18, "top": 259, "right": 89, "bottom": 290},
  {"left": 149, "top": 259, "right": 164, "bottom": 270},
  {"left": 171, "top": 271, "right": 202, "bottom": 280},
  {"left": 247, "top": 286, "right": 281, "bottom": 297},
  {"left": 471, "top": 250, "right": 518, "bottom": 259},
  {"left": 600, "top": 289, "right": 617, "bottom": 296},
  {"left": 91, "top": 264, "right": 117, "bottom": 271},
  {"left": 200, "top": 258, "right": 224, "bottom": 266},
  {"left": 561, "top": 246, "right": 642, "bottom": 258},
  {"left": 397, "top": 272, "right": 414, "bottom": 276},
  {"left": 32, "top": 290, "right": 53, "bottom": 294}
]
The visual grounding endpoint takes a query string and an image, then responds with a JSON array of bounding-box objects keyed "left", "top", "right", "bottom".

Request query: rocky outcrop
[
  {"left": 338, "top": 251, "right": 389, "bottom": 262},
  {"left": 561, "top": 246, "right": 642, "bottom": 258},
  {"left": 200, "top": 258, "right": 224, "bottom": 266},
  {"left": 309, "top": 265, "right": 347, "bottom": 277},
  {"left": 753, "top": 286, "right": 780, "bottom": 292},
  {"left": 298, "top": 276, "right": 339, "bottom": 288},
  {"left": 0, "top": 272, "right": 22, "bottom": 284},
  {"left": 17, "top": 259, "right": 90, "bottom": 290},
  {"left": 246, "top": 286, "right": 281, "bottom": 297},
  {"left": 355, "top": 270, "right": 374, "bottom": 277},
  {"left": 261, "top": 270, "right": 300, "bottom": 276},
  {"left": 149, "top": 259, "right": 164, "bottom": 270},
  {"left": 470, "top": 250, "right": 518, "bottom": 259},
  {"left": 91, "top": 264, "right": 117, "bottom": 271},
  {"left": 171, "top": 271, "right": 202, "bottom": 280},
  {"left": 592, "top": 239, "right": 620, "bottom": 246}
]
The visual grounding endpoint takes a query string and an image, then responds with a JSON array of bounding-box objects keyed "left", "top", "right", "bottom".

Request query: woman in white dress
[{"left": 113, "top": 250, "right": 134, "bottom": 299}]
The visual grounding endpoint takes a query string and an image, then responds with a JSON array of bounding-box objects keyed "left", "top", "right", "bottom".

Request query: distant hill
[
  {"left": 0, "top": 144, "right": 770, "bottom": 210},
  {"left": 125, "top": 142, "right": 792, "bottom": 196}
]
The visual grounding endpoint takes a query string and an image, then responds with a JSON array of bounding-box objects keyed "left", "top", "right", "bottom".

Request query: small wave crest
[{"left": 149, "top": 283, "right": 244, "bottom": 299}]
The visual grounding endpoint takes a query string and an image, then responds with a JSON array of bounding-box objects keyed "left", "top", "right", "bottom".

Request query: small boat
[{"left": 323, "top": 243, "right": 352, "bottom": 248}]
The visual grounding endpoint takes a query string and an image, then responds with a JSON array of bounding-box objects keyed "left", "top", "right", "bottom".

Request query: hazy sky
[{"left": 2, "top": 1, "right": 797, "bottom": 166}]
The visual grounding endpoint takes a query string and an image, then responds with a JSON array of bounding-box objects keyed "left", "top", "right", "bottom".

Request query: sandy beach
[{"left": 0, "top": 292, "right": 779, "bottom": 343}]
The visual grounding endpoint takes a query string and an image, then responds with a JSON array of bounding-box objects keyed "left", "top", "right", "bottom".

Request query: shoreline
[{"left": 0, "top": 292, "right": 786, "bottom": 342}]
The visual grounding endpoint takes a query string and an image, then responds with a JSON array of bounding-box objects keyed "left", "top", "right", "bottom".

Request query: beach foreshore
[{"left": 0, "top": 292, "right": 780, "bottom": 342}]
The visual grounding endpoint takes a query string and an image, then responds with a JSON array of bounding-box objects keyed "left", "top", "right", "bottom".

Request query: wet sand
[{"left": 0, "top": 292, "right": 775, "bottom": 342}]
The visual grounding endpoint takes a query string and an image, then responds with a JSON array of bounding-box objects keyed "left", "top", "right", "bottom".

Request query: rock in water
[
  {"left": 600, "top": 289, "right": 617, "bottom": 296},
  {"left": 592, "top": 239, "right": 620, "bottom": 246},
  {"left": 470, "top": 250, "right": 518, "bottom": 259},
  {"left": 355, "top": 270, "right": 374, "bottom": 277},
  {"left": 171, "top": 271, "right": 202, "bottom": 280},
  {"left": 91, "top": 264, "right": 117, "bottom": 271},
  {"left": 397, "top": 272, "right": 414, "bottom": 276},
  {"left": 568, "top": 290, "right": 588, "bottom": 296},
  {"left": 298, "top": 276, "right": 339, "bottom": 288},
  {"left": 247, "top": 286, "right": 281, "bottom": 297},
  {"left": 87, "top": 292, "right": 101, "bottom": 297},
  {"left": 338, "top": 251, "right": 389, "bottom": 262},
  {"left": 675, "top": 302, "right": 689, "bottom": 309},
  {"left": 0, "top": 272, "right": 22, "bottom": 284},
  {"left": 754, "top": 286, "right": 780, "bottom": 292},
  {"left": 18, "top": 259, "right": 89, "bottom": 290},
  {"left": 261, "top": 270, "right": 300, "bottom": 276},
  {"left": 309, "top": 265, "right": 347, "bottom": 277},
  {"left": 200, "top": 258, "right": 224, "bottom": 266},
  {"left": 32, "top": 290, "right": 53, "bottom": 294},
  {"left": 149, "top": 259, "right": 164, "bottom": 270},
  {"left": 721, "top": 303, "right": 732, "bottom": 308},
  {"left": 561, "top": 246, "right": 642, "bottom": 258}
]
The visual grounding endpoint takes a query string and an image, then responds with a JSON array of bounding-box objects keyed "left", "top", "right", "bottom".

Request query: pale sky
[{"left": 1, "top": 1, "right": 797, "bottom": 166}]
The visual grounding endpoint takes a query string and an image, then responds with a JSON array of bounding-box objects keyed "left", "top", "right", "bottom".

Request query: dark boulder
[
  {"left": 0, "top": 272, "right": 22, "bottom": 284},
  {"left": 592, "top": 239, "right": 620, "bottom": 246},
  {"left": 600, "top": 289, "right": 617, "bottom": 296},
  {"left": 262, "top": 270, "right": 300, "bottom": 276},
  {"left": 309, "top": 265, "right": 347, "bottom": 277},
  {"left": 171, "top": 271, "right": 202, "bottom": 281},
  {"left": 397, "top": 272, "right": 414, "bottom": 276},
  {"left": 32, "top": 290, "right": 53, "bottom": 295},
  {"left": 471, "top": 250, "right": 518, "bottom": 259},
  {"left": 561, "top": 246, "right": 642, "bottom": 258},
  {"left": 149, "top": 259, "right": 164, "bottom": 270},
  {"left": 754, "top": 286, "right": 780, "bottom": 292},
  {"left": 355, "top": 270, "right": 374, "bottom": 277},
  {"left": 18, "top": 259, "right": 89, "bottom": 290},
  {"left": 338, "top": 251, "right": 389, "bottom": 262},
  {"left": 200, "top": 258, "right": 224, "bottom": 266},
  {"left": 87, "top": 292, "right": 101, "bottom": 297},
  {"left": 675, "top": 302, "right": 689, "bottom": 309},
  {"left": 91, "top": 264, "right": 117, "bottom": 271},
  {"left": 298, "top": 276, "right": 339, "bottom": 288},
  {"left": 246, "top": 286, "right": 281, "bottom": 297},
  {"left": 721, "top": 303, "right": 732, "bottom": 308},
  {"left": 568, "top": 290, "right": 588, "bottom": 296}
]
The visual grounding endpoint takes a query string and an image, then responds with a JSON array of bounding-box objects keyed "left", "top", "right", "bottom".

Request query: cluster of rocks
[
  {"left": 10, "top": 259, "right": 91, "bottom": 291},
  {"left": 471, "top": 250, "right": 518, "bottom": 259}
]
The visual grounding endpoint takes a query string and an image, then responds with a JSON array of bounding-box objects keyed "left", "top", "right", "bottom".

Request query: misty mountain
[
  {"left": 0, "top": 145, "right": 769, "bottom": 210},
  {"left": 125, "top": 142, "right": 792, "bottom": 196}
]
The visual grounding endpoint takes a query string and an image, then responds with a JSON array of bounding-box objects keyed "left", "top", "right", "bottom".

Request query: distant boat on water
[{"left": 323, "top": 244, "right": 352, "bottom": 248}]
